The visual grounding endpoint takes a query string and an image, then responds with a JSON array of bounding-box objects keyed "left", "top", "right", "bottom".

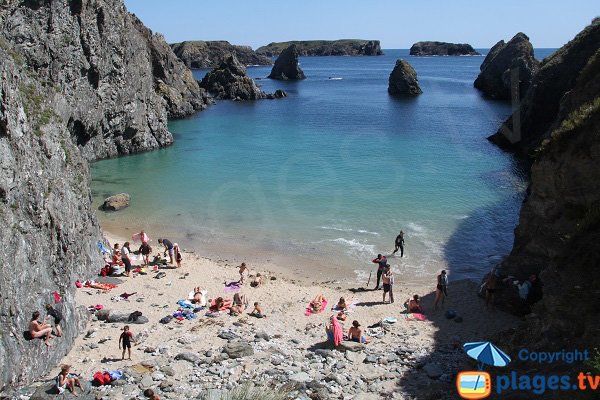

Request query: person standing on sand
[
  {"left": 174, "top": 243, "right": 182, "bottom": 268},
  {"left": 382, "top": 265, "right": 394, "bottom": 303},
  {"left": 158, "top": 238, "right": 175, "bottom": 264},
  {"left": 392, "top": 230, "right": 405, "bottom": 257},
  {"left": 28, "top": 311, "right": 53, "bottom": 346},
  {"left": 372, "top": 254, "right": 387, "bottom": 290},
  {"left": 485, "top": 269, "right": 498, "bottom": 309},
  {"left": 138, "top": 242, "right": 152, "bottom": 266},
  {"left": 119, "top": 325, "right": 133, "bottom": 360},
  {"left": 238, "top": 262, "right": 249, "bottom": 284},
  {"left": 122, "top": 242, "right": 132, "bottom": 277},
  {"left": 434, "top": 270, "right": 448, "bottom": 310}
]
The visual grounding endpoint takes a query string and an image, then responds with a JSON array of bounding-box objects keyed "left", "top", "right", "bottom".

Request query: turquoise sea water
[{"left": 91, "top": 49, "right": 556, "bottom": 284}]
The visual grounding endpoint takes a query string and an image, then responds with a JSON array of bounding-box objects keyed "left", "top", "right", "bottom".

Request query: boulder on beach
[
  {"left": 101, "top": 193, "right": 130, "bottom": 211},
  {"left": 474, "top": 32, "right": 540, "bottom": 100},
  {"left": 388, "top": 59, "right": 422, "bottom": 96},
  {"left": 268, "top": 44, "right": 306, "bottom": 80}
]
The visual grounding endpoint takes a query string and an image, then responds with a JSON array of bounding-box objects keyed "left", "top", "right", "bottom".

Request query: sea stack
[
  {"left": 409, "top": 41, "right": 480, "bottom": 56},
  {"left": 474, "top": 33, "right": 540, "bottom": 100},
  {"left": 200, "top": 55, "right": 268, "bottom": 100},
  {"left": 388, "top": 59, "right": 422, "bottom": 96},
  {"left": 268, "top": 44, "right": 306, "bottom": 80}
]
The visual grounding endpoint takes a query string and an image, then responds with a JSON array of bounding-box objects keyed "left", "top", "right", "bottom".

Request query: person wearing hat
[{"left": 348, "top": 320, "right": 370, "bottom": 343}]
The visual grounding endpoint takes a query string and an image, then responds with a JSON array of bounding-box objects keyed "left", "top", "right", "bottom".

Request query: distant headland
[{"left": 255, "top": 39, "right": 383, "bottom": 57}]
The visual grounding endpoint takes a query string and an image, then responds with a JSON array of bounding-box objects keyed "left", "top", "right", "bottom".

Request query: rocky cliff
[
  {"left": 200, "top": 55, "right": 284, "bottom": 100},
  {"left": 0, "top": 0, "right": 208, "bottom": 160},
  {"left": 171, "top": 40, "right": 272, "bottom": 69},
  {"left": 0, "top": 0, "right": 205, "bottom": 391},
  {"left": 256, "top": 39, "right": 383, "bottom": 57},
  {"left": 388, "top": 59, "right": 422, "bottom": 96},
  {"left": 489, "top": 19, "right": 600, "bottom": 155},
  {"left": 409, "top": 41, "right": 480, "bottom": 56},
  {"left": 474, "top": 33, "right": 539, "bottom": 100},
  {"left": 268, "top": 44, "right": 306, "bottom": 80}
]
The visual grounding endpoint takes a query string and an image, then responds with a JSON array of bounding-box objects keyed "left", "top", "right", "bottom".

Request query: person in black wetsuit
[
  {"left": 371, "top": 254, "right": 387, "bottom": 290},
  {"left": 119, "top": 325, "right": 133, "bottom": 360},
  {"left": 158, "top": 238, "right": 174, "bottom": 264},
  {"left": 392, "top": 231, "right": 405, "bottom": 257}
]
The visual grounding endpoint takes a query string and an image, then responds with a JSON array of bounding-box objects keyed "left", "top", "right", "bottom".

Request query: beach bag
[
  {"left": 159, "top": 315, "right": 173, "bottom": 324},
  {"left": 92, "top": 371, "right": 105, "bottom": 386}
]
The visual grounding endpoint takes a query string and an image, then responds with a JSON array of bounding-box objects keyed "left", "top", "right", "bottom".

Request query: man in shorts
[{"left": 158, "top": 238, "right": 174, "bottom": 264}]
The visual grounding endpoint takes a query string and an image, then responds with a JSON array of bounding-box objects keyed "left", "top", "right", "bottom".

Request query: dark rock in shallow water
[
  {"left": 268, "top": 44, "right": 306, "bottom": 80},
  {"left": 200, "top": 55, "right": 284, "bottom": 101},
  {"left": 171, "top": 40, "right": 272, "bottom": 68},
  {"left": 474, "top": 32, "right": 539, "bottom": 100},
  {"left": 256, "top": 39, "right": 383, "bottom": 57},
  {"left": 101, "top": 193, "right": 130, "bottom": 211},
  {"left": 388, "top": 59, "right": 422, "bottom": 96},
  {"left": 409, "top": 41, "right": 480, "bottom": 56}
]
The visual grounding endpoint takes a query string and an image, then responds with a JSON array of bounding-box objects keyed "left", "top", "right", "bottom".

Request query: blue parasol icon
[{"left": 463, "top": 341, "right": 511, "bottom": 370}]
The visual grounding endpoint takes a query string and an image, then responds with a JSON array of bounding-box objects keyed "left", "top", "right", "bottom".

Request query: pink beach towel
[
  {"left": 405, "top": 312, "right": 428, "bottom": 321},
  {"left": 331, "top": 316, "right": 343, "bottom": 346},
  {"left": 223, "top": 282, "right": 241, "bottom": 293},
  {"left": 305, "top": 299, "right": 328, "bottom": 316}
]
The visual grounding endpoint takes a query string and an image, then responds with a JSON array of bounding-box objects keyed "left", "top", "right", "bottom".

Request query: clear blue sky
[{"left": 124, "top": 0, "right": 598, "bottom": 49}]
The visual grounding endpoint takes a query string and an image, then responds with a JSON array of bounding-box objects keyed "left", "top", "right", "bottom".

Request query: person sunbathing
[
  {"left": 250, "top": 273, "right": 263, "bottom": 287},
  {"left": 348, "top": 320, "right": 370, "bottom": 344},
  {"left": 230, "top": 293, "right": 248, "bottom": 315},
  {"left": 28, "top": 311, "right": 53, "bottom": 346},
  {"left": 190, "top": 287, "right": 207, "bottom": 306},
  {"left": 337, "top": 297, "right": 351, "bottom": 310},
  {"left": 56, "top": 365, "right": 82, "bottom": 396},
  {"left": 405, "top": 294, "right": 423, "bottom": 313},
  {"left": 209, "top": 297, "right": 232, "bottom": 312},
  {"left": 310, "top": 294, "right": 326, "bottom": 313}
]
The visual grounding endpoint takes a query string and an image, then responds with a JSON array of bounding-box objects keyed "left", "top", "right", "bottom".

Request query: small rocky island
[
  {"left": 474, "top": 33, "right": 539, "bottom": 100},
  {"left": 257, "top": 39, "right": 383, "bottom": 57},
  {"left": 200, "top": 55, "right": 286, "bottom": 100},
  {"left": 409, "top": 41, "right": 480, "bottom": 56},
  {"left": 170, "top": 40, "right": 272, "bottom": 69},
  {"left": 268, "top": 44, "right": 306, "bottom": 80},
  {"left": 388, "top": 59, "right": 422, "bottom": 96}
]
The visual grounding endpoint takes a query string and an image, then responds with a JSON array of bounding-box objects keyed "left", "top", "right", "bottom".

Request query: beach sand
[{"left": 39, "top": 231, "right": 520, "bottom": 399}]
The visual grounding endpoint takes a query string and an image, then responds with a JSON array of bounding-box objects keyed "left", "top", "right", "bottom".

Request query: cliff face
[
  {"left": 409, "top": 41, "right": 480, "bottom": 56},
  {"left": 489, "top": 19, "right": 600, "bottom": 155},
  {"left": 171, "top": 40, "right": 272, "bottom": 68},
  {"left": 474, "top": 33, "right": 539, "bottom": 100},
  {"left": 256, "top": 39, "right": 383, "bottom": 57},
  {"left": 0, "top": 0, "right": 207, "bottom": 160},
  {"left": 0, "top": 0, "right": 204, "bottom": 391}
]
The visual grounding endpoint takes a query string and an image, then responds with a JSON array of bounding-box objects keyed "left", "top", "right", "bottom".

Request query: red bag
[{"left": 92, "top": 372, "right": 105, "bottom": 386}]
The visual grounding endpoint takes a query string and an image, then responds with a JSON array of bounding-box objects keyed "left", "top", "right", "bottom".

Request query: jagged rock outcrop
[
  {"left": 101, "top": 193, "right": 130, "bottom": 211},
  {"left": 268, "top": 45, "right": 306, "bottom": 80},
  {"left": 170, "top": 40, "right": 272, "bottom": 68},
  {"left": 200, "top": 55, "right": 281, "bottom": 100},
  {"left": 488, "top": 19, "right": 600, "bottom": 155},
  {"left": 0, "top": 0, "right": 208, "bottom": 160},
  {"left": 0, "top": 0, "right": 206, "bottom": 391},
  {"left": 474, "top": 33, "right": 540, "bottom": 100},
  {"left": 0, "top": 46, "right": 103, "bottom": 391},
  {"left": 388, "top": 59, "right": 422, "bottom": 96},
  {"left": 257, "top": 40, "right": 383, "bottom": 57},
  {"left": 409, "top": 41, "right": 480, "bottom": 56}
]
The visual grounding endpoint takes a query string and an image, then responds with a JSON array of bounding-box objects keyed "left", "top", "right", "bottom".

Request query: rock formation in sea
[
  {"left": 487, "top": 19, "right": 600, "bottom": 376},
  {"left": 256, "top": 39, "right": 383, "bottom": 57},
  {"left": 0, "top": 0, "right": 205, "bottom": 390},
  {"left": 170, "top": 40, "right": 272, "bottom": 69},
  {"left": 474, "top": 33, "right": 540, "bottom": 100},
  {"left": 488, "top": 19, "right": 600, "bottom": 155},
  {"left": 268, "top": 44, "right": 306, "bottom": 80},
  {"left": 409, "top": 41, "right": 480, "bottom": 56},
  {"left": 200, "top": 55, "right": 283, "bottom": 100},
  {"left": 387, "top": 59, "right": 423, "bottom": 96}
]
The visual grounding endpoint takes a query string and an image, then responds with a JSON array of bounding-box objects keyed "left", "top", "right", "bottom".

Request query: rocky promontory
[
  {"left": 0, "top": 0, "right": 205, "bottom": 390},
  {"left": 268, "top": 44, "right": 306, "bottom": 80},
  {"left": 474, "top": 33, "right": 539, "bottom": 100},
  {"left": 488, "top": 18, "right": 600, "bottom": 154},
  {"left": 256, "top": 39, "right": 383, "bottom": 57},
  {"left": 409, "top": 41, "right": 480, "bottom": 56},
  {"left": 388, "top": 59, "right": 422, "bottom": 96},
  {"left": 200, "top": 55, "right": 285, "bottom": 100},
  {"left": 170, "top": 41, "right": 272, "bottom": 69}
]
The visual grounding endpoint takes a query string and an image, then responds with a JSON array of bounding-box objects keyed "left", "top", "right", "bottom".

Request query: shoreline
[{"left": 23, "top": 228, "right": 520, "bottom": 399}]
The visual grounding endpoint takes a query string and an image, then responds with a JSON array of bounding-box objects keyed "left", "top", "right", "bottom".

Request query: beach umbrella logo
[
  {"left": 463, "top": 341, "right": 511, "bottom": 369},
  {"left": 455, "top": 342, "right": 511, "bottom": 399}
]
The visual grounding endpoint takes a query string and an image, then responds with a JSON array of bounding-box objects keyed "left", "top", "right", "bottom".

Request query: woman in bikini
[
  {"left": 310, "top": 294, "right": 326, "bottom": 313},
  {"left": 406, "top": 295, "right": 423, "bottom": 313}
]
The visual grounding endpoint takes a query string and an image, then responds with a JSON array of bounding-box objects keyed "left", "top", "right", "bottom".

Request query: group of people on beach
[{"left": 27, "top": 304, "right": 63, "bottom": 347}]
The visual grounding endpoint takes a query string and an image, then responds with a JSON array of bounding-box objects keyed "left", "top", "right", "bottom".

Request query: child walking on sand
[
  {"left": 174, "top": 244, "right": 182, "bottom": 268},
  {"left": 119, "top": 325, "right": 133, "bottom": 360},
  {"left": 238, "top": 263, "right": 249, "bottom": 284}
]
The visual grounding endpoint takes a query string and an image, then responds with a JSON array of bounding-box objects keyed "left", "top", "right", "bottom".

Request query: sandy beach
[{"left": 27, "top": 230, "right": 521, "bottom": 399}]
